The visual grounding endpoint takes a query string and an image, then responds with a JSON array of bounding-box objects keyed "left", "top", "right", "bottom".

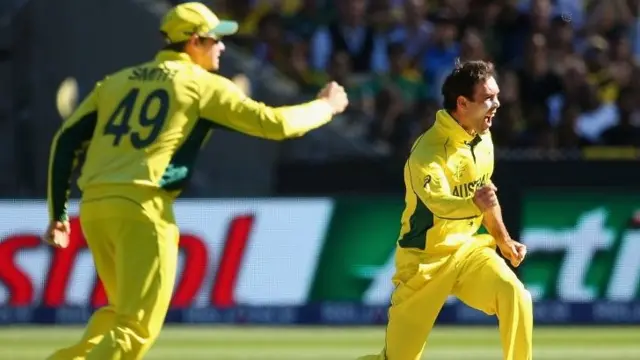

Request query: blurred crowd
[{"left": 180, "top": 0, "right": 640, "bottom": 156}]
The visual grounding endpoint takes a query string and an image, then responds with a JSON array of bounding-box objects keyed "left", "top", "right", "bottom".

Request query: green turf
[{"left": 0, "top": 325, "right": 638, "bottom": 359}]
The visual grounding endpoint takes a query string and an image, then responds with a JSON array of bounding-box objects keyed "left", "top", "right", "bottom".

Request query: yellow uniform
[
  {"left": 46, "top": 4, "right": 336, "bottom": 360},
  {"left": 359, "top": 110, "right": 532, "bottom": 360}
]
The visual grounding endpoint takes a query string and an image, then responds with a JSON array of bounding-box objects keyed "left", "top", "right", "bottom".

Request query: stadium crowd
[{"left": 184, "top": 0, "right": 640, "bottom": 155}]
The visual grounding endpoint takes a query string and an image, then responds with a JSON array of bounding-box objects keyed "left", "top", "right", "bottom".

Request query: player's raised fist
[
  {"left": 473, "top": 185, "right": 498, "bottom": 212},
  {"left": 317, "top": 81, "right": 349, "bottom": 115}
]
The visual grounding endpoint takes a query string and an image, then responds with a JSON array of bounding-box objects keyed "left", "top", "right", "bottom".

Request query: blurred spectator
[
  {"left": 584, "top": 0, "right": 634, "bottom": 39},
  {"left": 310, "top": 51, "right": 363, "bottom": 102},
  {"left": 364, "top": 42, "right": 427, "bottom": 152},
  {"left": 492, "top": 69, "right": 526, "bottom": 146},
  {"left": 517, "top": 33, "right": 563, "bottom": 126},
  {"left": 529, "top": 0, "right": 553, "bottom": 33},
  {"left": 547, "top": 15, "right": 576, "bottom": 72},
  {"left": 254, "top": 12, "right": 288, "bottom": 68},
  {"left": 553, "top": 0, "right": 586, "bottom": 29},
  {"left": 601, "top": 85, "right": 640, "bottom": 145},
  {"left": 440, "top": 0, "right": 469, "bottom": 19},
  {"left": 216, "top": 0, "right": 269, "bottom": 47},
  {"left": 459, "top": 27, "right": 487, "bottom": 62},
  {"left": 367, "top": 0, "right": 403, "bottom": 32},
  {"left": 421, "top": 9, "right": 460, "bottom": 100},
  {"left": 559, "top": 57, "right": 588, "bottom": 105},
  {"left": 368, "top": 88, "right": 404, "bottom": 152},
  {"left": 463, "top": 0, "right": 501, "bottom": 60},
  {"left": 556, "top": 104, "right": 589, "bottom": 149},
  {"left": 360, "top": 42, "right": 427, "bottom": 112},
  {"left": 495, "top": 0, "right": 553, "bottom": 68},
  {"left": 283, "top": 0, "right": 328, "bottom": 41},
  {"left": 608, "top": 29, "right": 635, "bottom": 87},
  {"left": 309, "top": 0, "right": 389, "bottom": 74},
  {"left": 388, "top": 0, "right": 433, "bottom": 64},
  {"left": 210, "top": 0, "right": 640, "bottom": 154},
  {"left": 326, "top": 52, "right": 359, "bottom": 103},
  {"left": 283, "top": 40, "right": 317, "bottom": 89},
  {"left": 584, "top": 36, "right": 620, "bottom": 104},
  {"left": 575, "top": 82, "right": 618, "bottom": 143}
]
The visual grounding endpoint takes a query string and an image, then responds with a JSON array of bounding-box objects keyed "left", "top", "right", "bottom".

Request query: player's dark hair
[
  {"left": 160, "top": 31, "right": 188, "bottom": 52},
  {"left": 441, "top": 60, "right": 495, "bottom": 112},
  {"left": 163, "top": 41, "right": 189, "bottom": 52},
  {"left": 161, "top": 34, "right": 216, "bottom": 53}
]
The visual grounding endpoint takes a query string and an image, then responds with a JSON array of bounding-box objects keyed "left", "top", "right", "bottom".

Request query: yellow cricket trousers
[
  {"left": 47, "top": 185, "right": 179, "bottom": 360},
  {"left": 359, "top": 234, "right": 533, "bottom": 360}
]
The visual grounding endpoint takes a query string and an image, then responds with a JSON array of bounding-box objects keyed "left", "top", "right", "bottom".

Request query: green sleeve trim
[{"left": 49, "top": 112, "right": 97, "bottom": 221}]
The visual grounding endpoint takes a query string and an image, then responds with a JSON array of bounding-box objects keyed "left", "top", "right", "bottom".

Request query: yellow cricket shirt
[
  {"left": 47, "top": 50, "right": 334, "bottom": 221},
  {"left": 397, "top": 110, "right": 494, "bottom": 254}
]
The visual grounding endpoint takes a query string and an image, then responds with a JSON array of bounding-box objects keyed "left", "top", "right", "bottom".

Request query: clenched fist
[
  {"left": 43, "top": 220, "right": 71, "bottom": 249},
  {"left": 473, "top": 183, "right": 498, "bottom": 212},
  {"left": 497, "top": 238, "right": 527, "bottom": 268},
  {"left": 317, "top": 81, "right": 349, "bottom": 115}
]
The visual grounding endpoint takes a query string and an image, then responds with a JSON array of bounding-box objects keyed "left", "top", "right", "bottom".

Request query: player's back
[{"left": 78, "top": 54, "right": 210, "bottom": 194}]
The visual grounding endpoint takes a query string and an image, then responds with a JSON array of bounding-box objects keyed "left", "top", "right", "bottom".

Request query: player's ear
[
  {"left": 186, "top": 34, "right": 200, "bottom": 48},
  {"left": 456, "top": 95, "right": 467, "bottom": 111}
]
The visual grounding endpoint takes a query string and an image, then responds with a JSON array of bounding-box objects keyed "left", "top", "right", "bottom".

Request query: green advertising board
[
  {"left": 520, "top": 189, "right": 640, "bottom": 302},
  {"left": 308, "top": 197, "right": 489, "bottom": 303},
  {"left": 309, "top": 197, "right": 405, "bottom": 301},
  {"left": 307, "top": 191, "right": 640, "bottom": 304}
]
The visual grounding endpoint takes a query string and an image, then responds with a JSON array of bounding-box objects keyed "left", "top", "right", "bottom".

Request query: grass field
[{"left": 0, "top": 325, "right": 638, "bottom": 359}]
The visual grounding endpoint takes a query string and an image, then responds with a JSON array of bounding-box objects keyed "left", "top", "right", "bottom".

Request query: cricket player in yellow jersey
[
  {"left": 43, "top": 2, "right": 348, "bottom": 359},
  {"left": 358, "top": 61, "right": 533, "bottom": 360}
]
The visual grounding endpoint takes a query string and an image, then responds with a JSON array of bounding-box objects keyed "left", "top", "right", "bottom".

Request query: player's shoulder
[
  {"left": 408, "top": 126, "right": 448, "bottom": 164},
  {"left": 191, "top": 69, "right": 237, "bottom": 90},
  {"left": 480, "top": 131, "right": 494, "bottom": 145},
  {"left": 98, "top": 60, "right": 159, "bottom": 88},
  {"left": 194, "top": 72, "right": 248, "bottom": 106},
  {"left": 161, "top": 64, "right": 239, "bottom": 98}
]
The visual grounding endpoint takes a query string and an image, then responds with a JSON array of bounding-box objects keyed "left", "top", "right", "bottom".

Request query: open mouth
[{"left": 484, "top": 113, "right": 494, "bottom": 126}]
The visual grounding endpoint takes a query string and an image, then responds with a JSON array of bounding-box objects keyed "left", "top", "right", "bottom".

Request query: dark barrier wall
[
  {"left": 275, "top": 159, "right": 640, "bottom": 241},
  {"left": 11, "top": 0, "right": 164, "bottom": 196}
]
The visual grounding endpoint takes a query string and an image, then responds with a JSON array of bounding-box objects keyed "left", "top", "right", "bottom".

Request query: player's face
[
  {"left": 188, "top": 36, "right": 225, "bottom": 71},
  {"left": 206, "top": 38, "right": 225, "bottom": 71},
  {"left": 466, "top": 76, "right": 500, "bottom": 134}
]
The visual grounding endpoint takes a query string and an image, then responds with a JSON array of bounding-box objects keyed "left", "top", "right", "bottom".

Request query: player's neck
[{"left": 449, "top": 111, "right": 476, "bottom": 136}]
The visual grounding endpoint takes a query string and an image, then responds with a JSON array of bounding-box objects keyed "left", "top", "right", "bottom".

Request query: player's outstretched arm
[
  {"left": 47, "top": 84, "right": 99, "bottom": 224},
  {"left": 408, "top": 155, "right": 482, "bottom": 220},
  {"left": 199, "top": 75, "right": 348, "bottom": 140}
]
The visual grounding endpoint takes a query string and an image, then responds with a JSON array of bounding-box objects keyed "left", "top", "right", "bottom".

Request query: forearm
[
  {"left": 482, "top": 203, "right": 511, "bottom": 242},
  {"left": 47, "top": 118, "right": 94, "bottom": 221},
  {"left": 272, "top": 99, "right": 334, "bottom": 138},
  {"left": 47, "top": 130, "right": 75, "bottom": 222},
  {"left": 47, "top": 87, "right": 98, "bottom": 222}
]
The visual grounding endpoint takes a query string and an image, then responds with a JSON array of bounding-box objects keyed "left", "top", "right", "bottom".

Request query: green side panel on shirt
[{"left": 397, "top": 198, "right": 434, "bottom": 250}]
